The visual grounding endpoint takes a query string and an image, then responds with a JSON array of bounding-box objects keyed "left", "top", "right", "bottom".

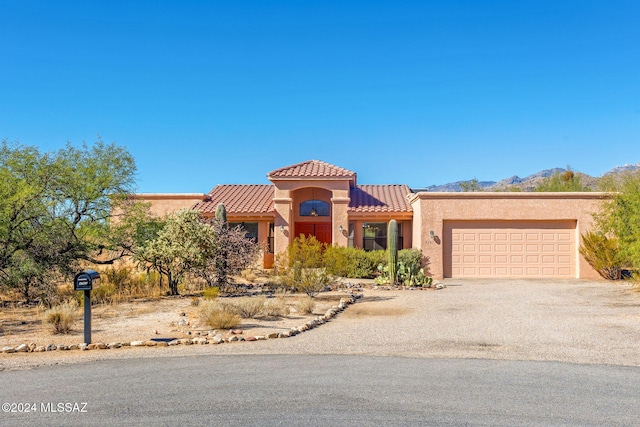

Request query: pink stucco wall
[
  {"left": 409, "top": 192, "right": 609, "bottom": 280},
  {"left": 133, "top": 194, "right": 207, "bottom": 218}
]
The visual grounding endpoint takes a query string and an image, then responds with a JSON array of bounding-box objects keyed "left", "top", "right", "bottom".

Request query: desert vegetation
[
  {"left": 273, "top": 234, "right": 432, "bottom": 292},
  {"left": 579, "top": 170, "right": 640, "bottom": 280},
  {"left": 43, "top": 300, "right": 80, "bottom": 334},
  {"left": 0, "top": 139, "right": 427, "bottom": 342},
  {"left": 0, "top": 139, "right": 264, "bottom": 306}
]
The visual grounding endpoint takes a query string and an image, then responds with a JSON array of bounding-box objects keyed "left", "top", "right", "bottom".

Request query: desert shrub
[
  {"left": 322, "top": 246, "right": 351, "bottom": 276},
  {"left": 323, "top": 246, "right": 384, "bottom": 278},
  {"left": 103, "top": 267, "right": 131, "bottom": 288},
  {"left": 229, "top": 296, "right": 266, "bottom": 318},
  {"left": 43, "top": 300, "right": 79, "bottom": 334},
  {"left": 297, "top": 295, "right": 315, "bottom": 315},
  {"left": 55, "top": 284, "right": 82, "bottom": 307},
  {"left": 398, "top": 249, "right": 423, "bottom": 269},
  {"left": 199, "top": 300, "right": 241, "bottom": 329},
  {"left": 263, "top": 297, "right": 290, "bottom": 318},
  {"left": 92, "top": 282, "right": 117, "bottom": 304},
  {"left": 96, "top": 268, "right": 164, "bottom": 301},
  {"left": 360, "top": 250, "right": 387, "bottom": 276},
  {"left": 241, "top": 269, "right": 258, "bottom": 282},
  {"left": 126, "top": 271, "right": 164, "bottom": 299},
  {"left": 279, "top": 263, "right": 330, "bottom": 297},
  {"left": 580, "top": 231, "right": 628, "bottom": 280},
  {"left": 202, "top": 286, "right": 219, "bottom": 300},
  {"left": 285, "top": 235, "right": 325, "bottom": 268},
  {"left": 297, "top": 268, "right": 330, "bottom": 297}
]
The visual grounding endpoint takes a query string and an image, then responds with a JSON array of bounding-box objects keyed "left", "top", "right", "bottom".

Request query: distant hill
[
  {"left": 603, "top": 162, "right": 640, "bottom": 176},
  {"left": 414, "top": 163, "right": 640, "bottom": 192}
]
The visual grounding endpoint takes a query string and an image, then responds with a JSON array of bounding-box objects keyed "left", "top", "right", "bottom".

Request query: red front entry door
[{"left": 295, "top": 223, "right": 332, "bottom": 245}]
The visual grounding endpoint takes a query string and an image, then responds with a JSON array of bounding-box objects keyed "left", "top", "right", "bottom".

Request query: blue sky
[{"left": 1, "top": 1, "right": 638, "bottom": 193}]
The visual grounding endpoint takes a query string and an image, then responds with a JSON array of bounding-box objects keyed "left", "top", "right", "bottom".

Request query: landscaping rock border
[{"left": 1, "top": 294, "right": 362, "bottom": 355}]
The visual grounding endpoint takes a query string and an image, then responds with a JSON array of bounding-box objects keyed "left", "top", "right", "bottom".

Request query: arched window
[{"left": 300, "top": 200, "right": 330, "bottom": 217}]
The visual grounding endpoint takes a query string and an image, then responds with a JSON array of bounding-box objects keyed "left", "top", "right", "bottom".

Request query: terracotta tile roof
[
  {"left": 192, "top": 183, "right": 413, "bottom": 216},
  {"left": 194, "top": 185, "right": 275, "bottom": 215},
  {"left": 267, "top": 160, "right": 357, "bottom": 180},
  {"left": 348, "top": 185, "right": 413, "bottom": 213}
]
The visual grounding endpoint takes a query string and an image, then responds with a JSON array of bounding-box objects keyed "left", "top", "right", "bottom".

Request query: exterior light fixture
[
  {"left": 280, "top": 225, "right": 285, "bottom": 232},
  {"left": 429, "top": 230, "right": 435, "bottom": 239},
  {"left": 339, "top": 225, "right": 343, "bottom": 232},
  {"left": 310, "top": 188, "right": 318, "bottom": 216}
]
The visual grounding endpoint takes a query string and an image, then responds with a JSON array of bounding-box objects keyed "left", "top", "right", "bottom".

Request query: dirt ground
[
  {"left": 4, "top": 279, "right": 640, "bottom": 371},
  {"left": 0, "top": 292, "right": 352, "bottom": 349}
]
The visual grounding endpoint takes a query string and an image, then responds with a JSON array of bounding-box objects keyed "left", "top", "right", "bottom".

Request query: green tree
[
  {"left": 134, "top": 209, "right": 260, "bottom": 295},
  {"left": 134, "top": 209, "right": 215, "bottom": 295},
  {"left": 594, "top": 170, "right": 640, "bottom": 270},
  {"left": 459, "top": 178, "right": 482, "bottom": 192},
  {"left": 0, "top": 139, "right": 140, "bottom": 301},
  {"left": 535, "top": 169, "right": 590, "bottom": 192}
]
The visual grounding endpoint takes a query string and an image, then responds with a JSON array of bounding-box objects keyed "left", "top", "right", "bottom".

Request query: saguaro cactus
[
  {"left": 215, "top": 203, "right": 227, "bottom": 226},
  {"left": 215, "top": 203, "right": 228, "bottom": 287},
  {"left": 387, "top": 220, "right": 398, "bottom": 285}
]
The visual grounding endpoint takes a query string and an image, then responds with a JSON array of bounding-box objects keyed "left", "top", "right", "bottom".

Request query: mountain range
[{"left": 415, "top": 162, "right": 640, "bottom": 192}]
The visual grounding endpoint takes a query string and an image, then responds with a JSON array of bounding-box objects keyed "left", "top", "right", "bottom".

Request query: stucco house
[{"left": 137, "top": 160, "right": 606, "bottom": 280}]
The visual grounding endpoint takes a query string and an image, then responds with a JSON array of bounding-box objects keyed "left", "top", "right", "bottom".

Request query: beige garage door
[{"left": 444, "top": 220, "right": 576, "bottom": 278}]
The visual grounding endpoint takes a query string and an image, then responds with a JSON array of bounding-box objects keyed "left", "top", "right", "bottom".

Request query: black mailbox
[{"left": 74, "top": 270, "right": 100, "bottom": 291}]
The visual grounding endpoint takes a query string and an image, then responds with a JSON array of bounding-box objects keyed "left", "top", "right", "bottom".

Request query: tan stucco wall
[
  {"left": 270, "top": 178, "right": 352, "bottom": 254},
  {"left": 133, "top": 194, "right": 207, "bottom": 218},
  {"left": 409, "top": 192, "right": 609, "bottom": 280}
]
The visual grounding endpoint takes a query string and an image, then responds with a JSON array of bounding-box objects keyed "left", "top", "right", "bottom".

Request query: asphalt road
[{"left": 2, "top": 354, "right": 639, "bottom": 426}]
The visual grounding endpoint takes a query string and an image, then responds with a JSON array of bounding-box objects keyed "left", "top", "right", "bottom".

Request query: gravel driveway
[
  {"left": 317, "top": 279, "right": 640, "bottom": 366},
  {"left": 3, "top": 279, "right": 640, "bottom": 369},
  {"left": 249, "top": 278, "right": 639, "bottom": 367}
]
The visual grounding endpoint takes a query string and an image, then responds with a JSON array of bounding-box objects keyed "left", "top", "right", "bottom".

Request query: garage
[{"left": 443, "top": 220, "right": 577, "bottom": 278}]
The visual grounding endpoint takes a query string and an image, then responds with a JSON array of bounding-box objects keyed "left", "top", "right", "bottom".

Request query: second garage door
[{"left": 443, "top": 220, "right": 577, "bottom": 278}]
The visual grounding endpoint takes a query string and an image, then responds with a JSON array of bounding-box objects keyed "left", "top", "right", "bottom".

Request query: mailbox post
[{"left": 74, "top": 270, "right": 100, "bottom": 344}]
